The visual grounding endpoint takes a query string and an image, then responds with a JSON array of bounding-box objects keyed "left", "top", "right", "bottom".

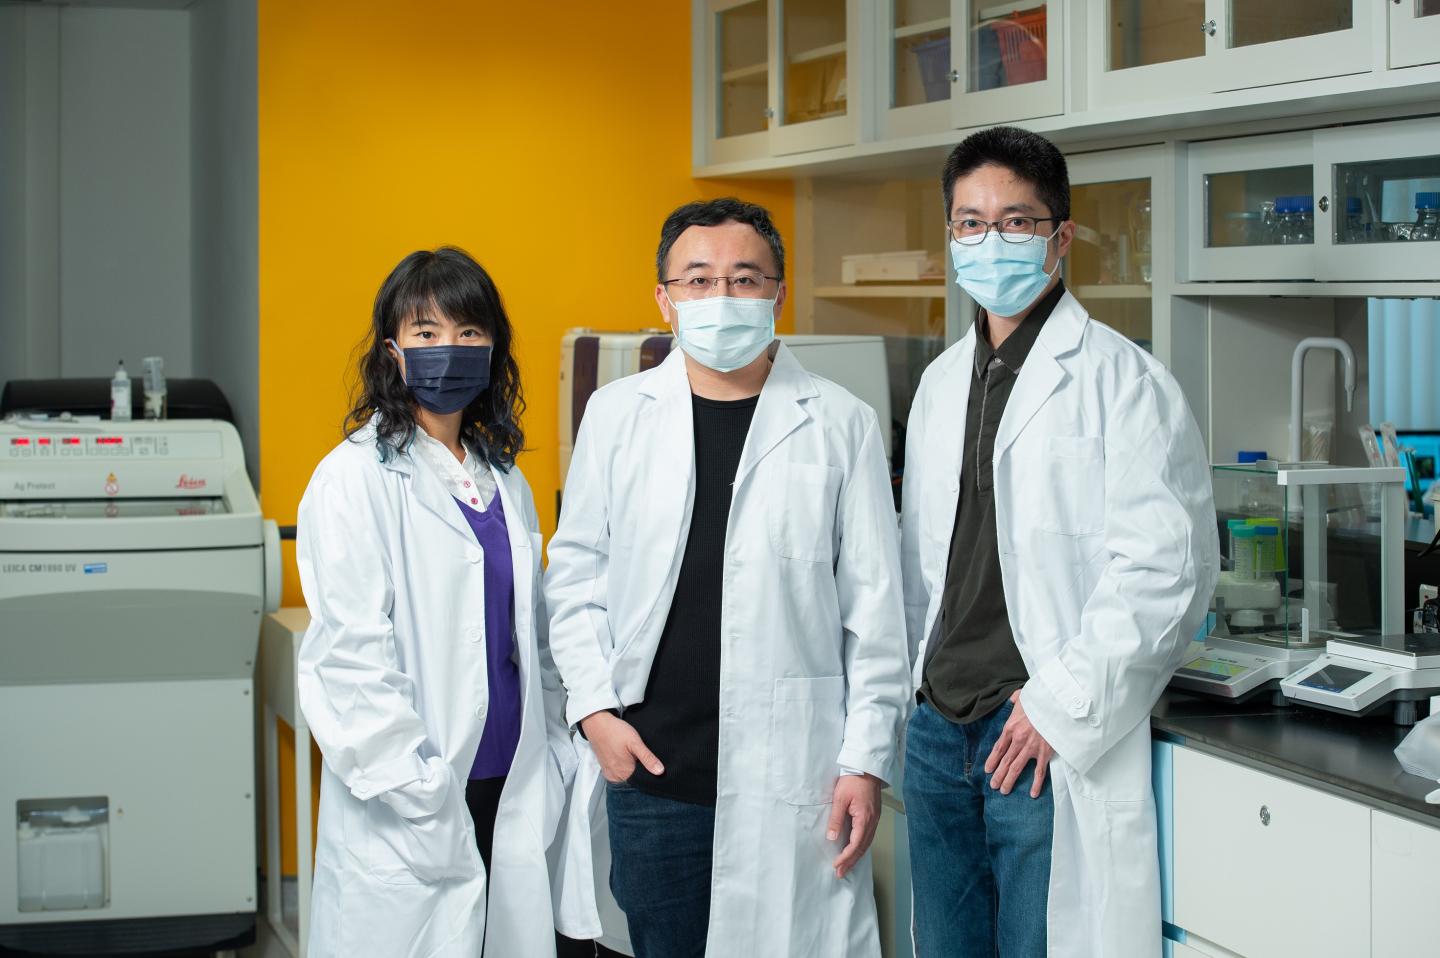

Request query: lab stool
[{"left": 260, "top": 608, "right": 314, "bottom": 958}]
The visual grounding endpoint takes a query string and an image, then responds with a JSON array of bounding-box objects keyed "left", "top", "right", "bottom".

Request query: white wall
[
  {"left": 1208, "top": 297, "right": 1338, "bottom": 463},
  {"left": 58, "top": 6, "right": 192, "bottom": 378},
  {"left": 190, "top": 0, "right": 259, "bottom": 483},
  {"left": 0, "top": 6, "right": 28, "bottom": 394}
]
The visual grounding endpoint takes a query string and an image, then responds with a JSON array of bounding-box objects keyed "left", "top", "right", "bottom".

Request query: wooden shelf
[
  {"left": 1072, "top": 283, "right": 1152, "bottom": 300},
  {"left": 894, "top": 18, "right": 949, "bottom": 41},
  {"left": 814, "top": 284, "right": 947, "bottom": 299},
  {"left": 721, "top": 62, "right": 767, "bottom": 83},
  {"left": 789, "top": 41, "right": 846, "bottom": 66}
]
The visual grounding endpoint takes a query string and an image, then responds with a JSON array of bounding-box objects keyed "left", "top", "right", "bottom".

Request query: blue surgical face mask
[
  {"left": 388, "top": 340, "right": 492, "bottom": 414},
  {"left": 949, "top": 231, "right": 1060, "bottom": 318},
  {"left": 667, "top": 293, "right": 777, "bottom": 373}
]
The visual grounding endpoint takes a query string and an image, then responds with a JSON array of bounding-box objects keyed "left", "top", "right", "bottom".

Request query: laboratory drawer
[
  {"left": 1173, "top": 747, "right": 1369, "bottom": 958},
  {"left": 1372, "top": 811, "right": 1440, "bottom": 954}
]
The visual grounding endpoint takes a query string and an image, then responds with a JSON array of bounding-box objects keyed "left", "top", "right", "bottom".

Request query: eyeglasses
[
  {"left": 662, "top": 272, "right": 781, "bottom": 300},
  {"left": 947, "top": 216, "right": 1063, "bottom": 246}
]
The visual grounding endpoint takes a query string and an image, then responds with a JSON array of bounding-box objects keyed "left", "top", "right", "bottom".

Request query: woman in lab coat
[{"left": 296, "top": 247, "right": 576, "bottom": 957}]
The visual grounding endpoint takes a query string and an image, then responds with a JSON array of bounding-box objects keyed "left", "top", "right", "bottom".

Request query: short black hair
[
  {"left": 941, "top": 126, "right": 1070, "bottom": 224},
  {"left": 655, "top": 197, "right": 786, "bottom": 282}
]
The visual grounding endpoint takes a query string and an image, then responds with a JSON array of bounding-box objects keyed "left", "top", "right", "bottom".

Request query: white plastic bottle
[
  {"left": 110, "top": 360, "right": 132, "bottom": 421},
  {"left": 142, "top": 355, "right": 167, "bottom": 420}
]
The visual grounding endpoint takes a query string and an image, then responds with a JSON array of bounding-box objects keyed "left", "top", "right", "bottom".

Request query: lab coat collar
[
  {"left": 992, "top": 290, "right": 1089, "bottom": 456},
  {"left": 356, "top": 416, "right": 488, "bottom": 547},
  {"left": 735, "top": 342, "right": 816, "bottom": 486}
]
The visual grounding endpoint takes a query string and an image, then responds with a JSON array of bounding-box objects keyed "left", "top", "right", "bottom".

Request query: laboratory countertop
[{"left": 1152, "top": 690, "right": 1440, "bottom": 827}]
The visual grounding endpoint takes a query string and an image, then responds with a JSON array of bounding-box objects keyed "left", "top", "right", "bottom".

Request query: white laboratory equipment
[
  {"left": 1281, "top": 634, "right": 1440, "bottom": 725},
  {"left": 558, "top": 330, "right": 893, "bottom": 488},
  {"left": 0, "top": 412, "right": 280, "bottom": 954},
  {"left": 1169, "top": 462, "right": 1408, "bottom": 702}
]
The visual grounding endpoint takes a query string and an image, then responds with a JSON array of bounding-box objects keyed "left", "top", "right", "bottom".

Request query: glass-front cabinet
[
  {"left": 1064, "top": 146, "right": 1173, "bottom": 358},
  {"left": 1185, "top": 118, "right": 1440, "bottom": 282},
  {"left": 879, "top": 0, "right": 1062, "bottom": 140},
  {"left": 1388, "top": 0, "right": 1440, "bottom": 69},
  {"left": 1088, "top": 0, "right": 1370, "bottom": 108},
  {"left": 1314, "top": 119, "right": 1440, "bottom": 280},
  {"left": 1186, "top": 131, "right": 1315, "bottom": 281},
  {"left": 704, "top": 0, "right": 857, "bottom": 164}
]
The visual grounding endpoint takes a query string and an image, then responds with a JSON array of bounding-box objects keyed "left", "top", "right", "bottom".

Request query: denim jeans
[
  {"left": 605, "top": 780, "right": 716, "bottom": 958},
  {"left": 903, "top": 698, "right": 1054, "bottom": 958}
]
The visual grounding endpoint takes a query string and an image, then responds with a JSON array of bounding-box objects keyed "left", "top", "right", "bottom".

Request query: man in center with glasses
[{"left": 547, "top": 197, "right": 909, "bottom": 957}]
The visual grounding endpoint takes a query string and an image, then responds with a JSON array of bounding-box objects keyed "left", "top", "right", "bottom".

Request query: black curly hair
[{"left": 344, "top": 247, "right": 525, "bottom": 469}]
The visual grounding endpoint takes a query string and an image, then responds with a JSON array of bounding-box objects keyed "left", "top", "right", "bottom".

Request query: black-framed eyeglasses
[
  {"left": 947, "top": 216, "right": 1063, "bottom": 246},
  {"left": 661, "top": 272, "right": 781, "bottom": 300}
]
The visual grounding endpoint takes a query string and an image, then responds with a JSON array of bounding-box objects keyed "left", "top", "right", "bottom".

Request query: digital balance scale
[
  {"left": 1169, "top": 462, "right": 1409, "bottom": 704},
  {"left": 1281, "top": 634, "right": 1440, "bottom": 725}
]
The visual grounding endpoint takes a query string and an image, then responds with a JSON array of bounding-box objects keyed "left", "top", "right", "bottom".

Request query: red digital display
[
  {"left": 37, "top": 437, "right": 51, "bottom": 445},
  {"left": 62, "top": 437, "right": 81, "bottom": 445},
  {"left": 9, "top": 438, "right": 29, "bottom": 446},
  {"left": 96, "top": 437, "right": 124, "bottom": 445}
]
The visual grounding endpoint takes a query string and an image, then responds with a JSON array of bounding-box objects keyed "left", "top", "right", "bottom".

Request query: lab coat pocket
[
  {"left": 768, "top": 463, "right": 842, "bottom": 563},
  {"left": 769, "top": 675, "right": 847, "bottom": 806},
  {"left": 363, "top": 775, "right": 480, "bottom": 885},
  {"left": 1040, "top": 436, "right": 1105, "bottom": 537}
]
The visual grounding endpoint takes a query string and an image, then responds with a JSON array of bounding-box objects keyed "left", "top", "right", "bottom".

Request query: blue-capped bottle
[
  {"left": 1414, "top": 192, "right": 1440, "bottom": 241},
  {"left": 1294, "top": 195, "right": 1314, "bottom": 244}
]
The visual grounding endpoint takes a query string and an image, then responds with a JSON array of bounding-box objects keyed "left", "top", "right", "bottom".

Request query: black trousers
[{"left": 465, "top": 776, "right": 624, "bottom": 958}]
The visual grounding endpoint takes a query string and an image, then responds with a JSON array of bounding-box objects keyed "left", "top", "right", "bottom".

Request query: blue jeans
[
  {"left": 605, "top": 781, "right": 715, "bottom": 958},
  {"left": 903, "top": 699, "right": 1053, "bottom": 958}
]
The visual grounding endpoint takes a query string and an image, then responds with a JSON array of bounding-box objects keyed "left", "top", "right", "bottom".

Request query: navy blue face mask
[{"left": 389, "top": 340, "right": 492, "bottom": 415}]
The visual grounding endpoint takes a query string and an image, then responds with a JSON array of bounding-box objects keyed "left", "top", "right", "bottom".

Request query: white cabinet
[
  {"left": 1086, "top": 0, "right": 1371, "bottom": 109},
  {"left": 701, "top": 0, "right": 860, "bottom": 164},
  {"left": 1372, "top": 810, "right": 1440, "bottom": 954},
  {"left": 1388, "top": 0, "right": 1440, "bottom": 69},
  {"left": 1184, "top": 117, "right": 1440, "bottom": 282},
  {"left": 1065, "top": 146, "right": 1168, "bottom": 353},
  {"left": 878, "top": 0, "right": 1062, "bottom": 140},
  {"left": 1185, "top": 130, "right": 1316, "bottom": 282},
  {"left": 1172, "top": 747, "right": 1371, "bottom": 958}
]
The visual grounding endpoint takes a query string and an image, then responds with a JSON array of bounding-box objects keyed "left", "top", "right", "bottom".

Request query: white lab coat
[
  {"left": 900, "top": 291, "right": 1219, "bottom": 958},
  {"left": 296, "top": 421, "right": 577, "bottom": 958},
  {"left": 545, "top": 344, "right": 910, "bottom": 957}
]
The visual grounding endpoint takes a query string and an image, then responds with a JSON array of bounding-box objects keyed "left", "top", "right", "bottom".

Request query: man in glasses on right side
[{"left": 899, "top": 125, "right": 1218, "bottom": 957}]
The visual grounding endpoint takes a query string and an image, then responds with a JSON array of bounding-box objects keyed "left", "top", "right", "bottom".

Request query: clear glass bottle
[
  {"left": 1294, "top": 195, "right": 1314, "bottom": 244},
  {"left": 1133, "top": 196, "right": 1152, "bottom": 283},
  {"left": 1259, "top": 199, "right": 1278, "bottom": 244},
  {"left": 1275, "top": 197, "right": 1297, "bottom": 244},
  {"left": 1415, "top": 191, "right": 1440, "bottom": 241},
  {"left": 1342, "top": 197, "right": 1366, "bottom": 244}
]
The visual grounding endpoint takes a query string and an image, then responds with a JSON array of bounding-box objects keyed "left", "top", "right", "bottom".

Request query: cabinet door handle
[
  {"left": 1259, "top": 805, "right": 1272, "bottom": 826},
  {"left": 947, "top": 69, "right": 959, "bottom": 83},
  {"left": 1201, "top": 19, "right": 1217, "bottom": 36},
  {"left": 1318, "top": 196, "right": 1330, "bottom": 213},
  {"left": 763, "top": 107, "right": 775, "bottom": 119}
]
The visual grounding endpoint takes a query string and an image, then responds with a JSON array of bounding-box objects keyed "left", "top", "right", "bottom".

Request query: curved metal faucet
[{"left": 1290, "top": 337, "right": 1356, "bottom": 462}]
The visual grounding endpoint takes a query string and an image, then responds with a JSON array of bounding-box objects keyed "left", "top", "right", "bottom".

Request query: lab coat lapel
[
  {"left": 733, "top": 343, "right": 814, "bottom": 488},
  {"left": 993, "top": 291, "right": 1088, "bottom": 457},
  {"left": 634, "top": 349, "right": 697, "bottom": 630},
  {"left": 491, "top": 465, "right": 534, "bottom": 676},
  {"left": 394, "top": 435, "right": 484, "bottom": 547}
]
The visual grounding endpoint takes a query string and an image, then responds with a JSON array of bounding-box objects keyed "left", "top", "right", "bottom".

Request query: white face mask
[{"left": 668, "top": 293, "right": 777, "bottom": 373}]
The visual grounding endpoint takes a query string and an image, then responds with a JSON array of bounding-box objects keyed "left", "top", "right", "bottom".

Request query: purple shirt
[{"left": 455, "top": 490, "right": 521, "bottom": 780}]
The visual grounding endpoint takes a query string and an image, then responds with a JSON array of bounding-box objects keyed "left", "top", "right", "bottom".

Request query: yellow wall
[
  {"left": 258, "top": 0, "right": 792, "bottom": 874},
  {"left": 259, "top": 0, "right": 794, "bottom": 604}
]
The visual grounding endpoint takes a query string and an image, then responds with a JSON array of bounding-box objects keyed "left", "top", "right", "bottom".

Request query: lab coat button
[
  {"left": 466, "top": 548, "right": 481, "bottom": 563},
  {"left": 467, "top": 627, "right": 482, "bottom": 643}
]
